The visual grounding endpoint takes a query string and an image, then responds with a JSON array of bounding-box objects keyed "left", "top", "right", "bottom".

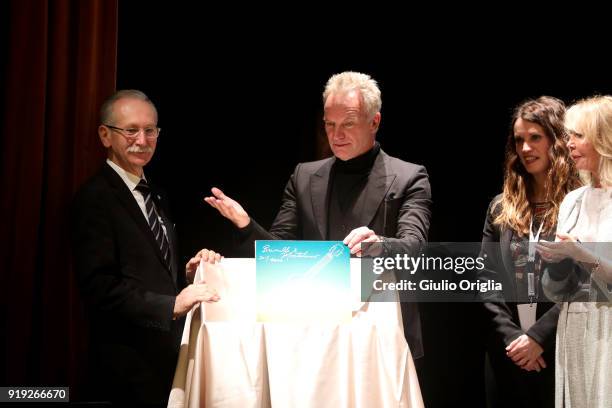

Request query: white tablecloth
[{"left": 168, "top": 258, "right": 423, "bottom": 408}]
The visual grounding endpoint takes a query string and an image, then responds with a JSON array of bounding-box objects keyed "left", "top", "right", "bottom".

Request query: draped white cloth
[{"left": 168, "top": 258, "right": 423, "bottom": 408}]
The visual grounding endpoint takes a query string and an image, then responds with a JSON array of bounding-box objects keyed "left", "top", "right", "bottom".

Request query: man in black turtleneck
[
  {"left": 204, "top": 71, "right": 432, "bottom": 359},
  {"left": 328, "top": 142, "right": 381, "bottom": 241}
]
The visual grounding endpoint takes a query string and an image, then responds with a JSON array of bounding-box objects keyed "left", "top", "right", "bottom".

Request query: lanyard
[
  {"left": 528, "top": 218, "right": 544, "bottom": 261},
  {"left": 527, "top": 218, "right": 544, "bottom": 303}
]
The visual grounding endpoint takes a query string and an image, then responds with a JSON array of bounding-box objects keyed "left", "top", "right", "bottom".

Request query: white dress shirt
[{"left": 106, "top": 159, "right": 167, "bottom": 235}]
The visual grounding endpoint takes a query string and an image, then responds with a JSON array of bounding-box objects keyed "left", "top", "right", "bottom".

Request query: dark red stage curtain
[{"left": 0, "top": 0, "right": 117, "bottom": 395}]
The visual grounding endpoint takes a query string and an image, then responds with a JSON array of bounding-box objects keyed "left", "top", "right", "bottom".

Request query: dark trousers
[{"left": 486, "top": 339, "right": 555, "bottom": 408}]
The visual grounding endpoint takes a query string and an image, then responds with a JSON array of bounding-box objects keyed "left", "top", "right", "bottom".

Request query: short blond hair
[
  {"left": 323, "top": 71, "right": 381, "bottom": 119},
  {"left": 565, "top": 95, "right": 612, "bottom": 187}
]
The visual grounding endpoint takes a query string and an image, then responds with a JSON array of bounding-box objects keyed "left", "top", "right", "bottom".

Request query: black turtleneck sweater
[{"left": 327, "top": 142, "right": 381, "bottom": 240}]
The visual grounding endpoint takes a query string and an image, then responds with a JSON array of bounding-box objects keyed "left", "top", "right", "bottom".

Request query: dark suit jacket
[
  {"left": 71, "top": 163, "right": 185, "bottom": 404},
  {"left": 479, "top": 195, "right": 560, "bottom": 351},
  {"left": 479, "top": 195, "right": 559, "bottom": 407},
  {"left": 240, "top": 149, "right": 432, "bottom": 358}
]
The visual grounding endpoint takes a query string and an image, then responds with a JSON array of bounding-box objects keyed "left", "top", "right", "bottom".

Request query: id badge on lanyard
[{"left": 528, "top": 218, "right": 543, "bottom": 304}]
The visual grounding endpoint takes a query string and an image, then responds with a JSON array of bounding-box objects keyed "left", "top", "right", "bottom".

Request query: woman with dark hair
[{"left": 479, "top": 96, "right": 581, "bottom": 407}]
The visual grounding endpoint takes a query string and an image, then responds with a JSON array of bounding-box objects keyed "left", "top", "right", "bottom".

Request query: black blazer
[
  {"left": 240, "top": 149, "right": 432, "bottom": 358},
  {"left": 71, "top": 163, "right": 185, "bottom": 404},
  {"left": 479, "top": 195, "right": 560, "bottom": 351}
]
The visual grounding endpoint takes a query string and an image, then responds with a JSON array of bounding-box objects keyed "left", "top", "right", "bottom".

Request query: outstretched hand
[{"left": 204, "top": 187, "right": 250, "bottom": 228}]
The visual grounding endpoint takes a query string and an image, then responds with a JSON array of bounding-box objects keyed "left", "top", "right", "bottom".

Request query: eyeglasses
[{"left": 104, "top": 124, "right": 161, "bottom": 140}]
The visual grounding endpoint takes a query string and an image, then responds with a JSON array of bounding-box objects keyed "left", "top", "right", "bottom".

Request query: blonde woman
[{"left": 539, "top": 96, "right": 612, "bottom": 408}]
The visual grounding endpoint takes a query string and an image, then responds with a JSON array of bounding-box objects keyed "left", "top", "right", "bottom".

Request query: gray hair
[
  {"left": 100, "top": 89, "right": 158, "bottom": 125},
  {"left": 323, "top": 71, "right": 382, "bottom": 119}
]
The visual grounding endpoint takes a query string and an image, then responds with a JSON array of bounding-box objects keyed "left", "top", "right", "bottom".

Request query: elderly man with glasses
[{"left": 71, "top": 89, "right": 221, "bottom": 405}]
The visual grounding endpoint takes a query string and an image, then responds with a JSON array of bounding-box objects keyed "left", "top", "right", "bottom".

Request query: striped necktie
[{"left": 135, "top": 179, "right": 171, "bottom": 269}]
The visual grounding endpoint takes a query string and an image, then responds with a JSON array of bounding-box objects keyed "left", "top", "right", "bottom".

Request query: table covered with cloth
[{"left": 168, "top": 258, "right": 423, "bottom": 408}]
